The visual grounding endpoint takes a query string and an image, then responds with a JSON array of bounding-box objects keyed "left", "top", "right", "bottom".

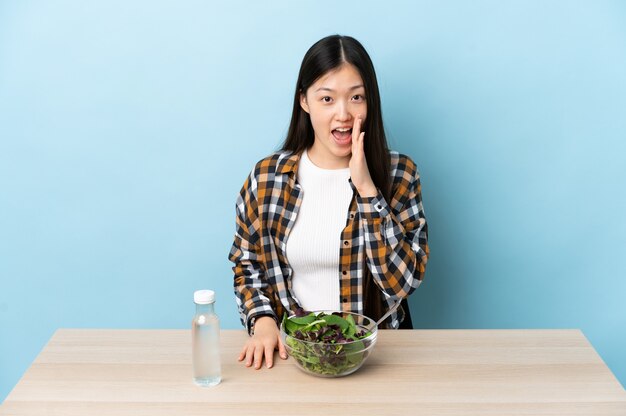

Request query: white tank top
[{"left": 286, "top": 149, "right": 353, "bottom": 311}]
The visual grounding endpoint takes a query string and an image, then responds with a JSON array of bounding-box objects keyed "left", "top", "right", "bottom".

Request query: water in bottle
[{"left": 192, "top": 289, "right": 221, "bottom": 386}]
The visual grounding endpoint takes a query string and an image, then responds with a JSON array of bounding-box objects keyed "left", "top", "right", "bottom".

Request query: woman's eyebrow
[{"left": 315, "top": 84, "right": 364, "bottom": 92}]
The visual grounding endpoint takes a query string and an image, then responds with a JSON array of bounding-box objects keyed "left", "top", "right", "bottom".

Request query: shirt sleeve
[
  {"left": 356, "top": 158, "right": 429, "bottom": 301},
  {"left": 228, "top": 170, "right": 278, "bottom": 335}
]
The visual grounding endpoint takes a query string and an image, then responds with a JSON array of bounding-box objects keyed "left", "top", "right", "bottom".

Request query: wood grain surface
[{"left": 1, "top": 329, "right": 624, "bottom": 415}]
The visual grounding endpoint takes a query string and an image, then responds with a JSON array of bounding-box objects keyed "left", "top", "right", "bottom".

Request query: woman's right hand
[{"left": 238, "top": 316, "right": 288, "bottom": 369}]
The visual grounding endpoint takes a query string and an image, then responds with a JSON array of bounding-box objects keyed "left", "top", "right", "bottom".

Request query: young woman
[{"left": 229, "top": 34, "right": 429, "bottom": 370}]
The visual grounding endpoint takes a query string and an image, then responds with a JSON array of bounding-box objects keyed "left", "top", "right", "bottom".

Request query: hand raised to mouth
[{"left": 349, "top": 115, "right": 377, "bottom": 198}]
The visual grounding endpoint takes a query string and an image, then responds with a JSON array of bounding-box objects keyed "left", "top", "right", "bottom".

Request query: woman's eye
[
  {"left": 353, "top": 94, "right": 364, "bottom": 101},
  {"left": 322, "top": 96, "right": 332, "bottom": 103}
]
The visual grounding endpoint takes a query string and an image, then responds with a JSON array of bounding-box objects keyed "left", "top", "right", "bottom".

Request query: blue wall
[{"left": 1, "top": 0, "right": 625, "bottom": 401}]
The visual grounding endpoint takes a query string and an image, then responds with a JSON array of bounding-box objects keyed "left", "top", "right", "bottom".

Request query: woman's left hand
[{"left": 349, "top": 115, "right": 378, "bottom": 197}]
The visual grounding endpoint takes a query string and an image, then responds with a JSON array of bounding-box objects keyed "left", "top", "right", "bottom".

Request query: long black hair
[{"left": 281, "top": 35, "right": 391, "bottom": 322}]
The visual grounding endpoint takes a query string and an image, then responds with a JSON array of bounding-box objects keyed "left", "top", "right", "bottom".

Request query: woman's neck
[{"left": 306, "top": 145, "right": 350, "bottom": 170}]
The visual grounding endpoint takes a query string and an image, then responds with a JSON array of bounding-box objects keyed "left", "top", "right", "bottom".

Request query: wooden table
[{"left": 1, "top": 329, "right": 625, "bottom": 415}]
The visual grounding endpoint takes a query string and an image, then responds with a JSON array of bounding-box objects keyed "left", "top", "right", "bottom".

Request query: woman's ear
[{"left": 300, "top": 92, "right": 310, "bottom": 114}]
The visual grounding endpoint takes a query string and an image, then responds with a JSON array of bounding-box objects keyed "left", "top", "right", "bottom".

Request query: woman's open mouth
[{"left": 332, "top": 128, "right": 352, "bottom": 145}]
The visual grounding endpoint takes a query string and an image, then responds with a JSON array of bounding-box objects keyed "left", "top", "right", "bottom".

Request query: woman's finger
[
  {"left": 245, "top": 345, "right": 254, "bottom": 367},
  {"left": 253, "top": 344, "right": 263, "bottom": 369},
  {"left": 264, "top": 344, "right": 274, "bottom": 368},
  {"left": 238, "top": 344, "right": 247, "bottom": 361},
  {"left": 353, "top": 131, "right": 365, "bottom": 160},
  {"left": 352, "top": 118, "right": 363, "bottom": 155},
  {"left": 278, "top": 337, "right": 288, "bottom": 359},
  {"left": 352, "top": 116, "right": 362, "bottom": 142}
]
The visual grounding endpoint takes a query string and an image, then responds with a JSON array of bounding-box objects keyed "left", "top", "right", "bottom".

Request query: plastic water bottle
[{"left": 192, "top": 289, "right": 221, "bottom": 386}]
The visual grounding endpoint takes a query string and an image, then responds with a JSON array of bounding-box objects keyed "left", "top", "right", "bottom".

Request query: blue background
[{"left": 1, "top": 0, "right": 625, "bottom": 402}]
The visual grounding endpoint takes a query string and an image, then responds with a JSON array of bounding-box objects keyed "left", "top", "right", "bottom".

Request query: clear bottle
[{"left": 192, "top": 289, "right": 221, "bottom": 386}]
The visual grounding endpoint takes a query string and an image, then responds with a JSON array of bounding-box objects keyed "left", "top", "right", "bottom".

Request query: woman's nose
[{"left": 335, "top": 101, "right": 351, "bottom": 121}]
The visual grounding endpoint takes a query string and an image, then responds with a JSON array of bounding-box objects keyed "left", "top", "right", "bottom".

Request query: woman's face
[{"left": 300, "top": 63, "right": 367, "bottom": 169}]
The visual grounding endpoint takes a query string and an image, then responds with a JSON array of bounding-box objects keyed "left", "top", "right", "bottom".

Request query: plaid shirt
[{"left": 229, "top": 150, "right": 429, "bottom": 333}]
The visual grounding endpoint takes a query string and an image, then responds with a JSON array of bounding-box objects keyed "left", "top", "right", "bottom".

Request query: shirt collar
[{"left": 275, "top": 151, "right": 301, "bottom": 175}]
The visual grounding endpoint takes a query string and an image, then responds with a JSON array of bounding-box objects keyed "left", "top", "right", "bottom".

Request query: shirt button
[
  {"left": 342, "top": 271, "right": 347, "bottom": 275},
  {"left": 342, "top": 298, "right": 348, "bottom": 303},
  {"left": 343, "top": 240, "right": 350, "bottom": 246},
  {"left": 376, "top": 204, "right": 382, "bottom": 210},
  {"left": 349, "top": 213, "right": 355, "bottom": 219}
]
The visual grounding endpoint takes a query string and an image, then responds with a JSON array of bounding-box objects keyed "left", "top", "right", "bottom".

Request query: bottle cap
[{"left": 194, "top": 290, "right": 215, "bottom": 304}]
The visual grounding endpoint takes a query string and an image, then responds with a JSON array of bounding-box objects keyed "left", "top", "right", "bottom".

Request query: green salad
[{"left": 281, "top": 311, "right": 374, "bottom": 376}]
